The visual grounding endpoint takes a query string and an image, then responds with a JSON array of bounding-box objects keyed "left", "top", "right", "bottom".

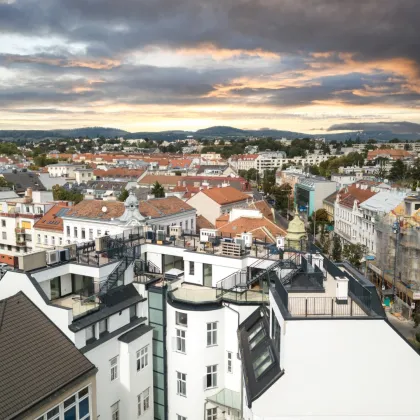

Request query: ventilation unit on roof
[{"left": 46, "top": 250, "right": 60, "bottom": 265}]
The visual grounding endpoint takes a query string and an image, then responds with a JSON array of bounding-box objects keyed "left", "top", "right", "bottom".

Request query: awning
[{"left": 206, "top": 388, "right": 241, "bottom": 411}]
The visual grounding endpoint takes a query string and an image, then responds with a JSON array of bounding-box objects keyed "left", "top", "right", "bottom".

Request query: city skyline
[{"left": 1, "top": 0, "right": 420, "bottom": 132}]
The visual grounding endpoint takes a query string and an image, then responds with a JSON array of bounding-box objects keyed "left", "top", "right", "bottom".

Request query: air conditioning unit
[
  {"left": 234, "top": 238, "right": 245, "bottom": 249},
  {"left": 58, "top": 249, "right": 70, "bottom": 262},
  {"left": 46, "top": 250, "right": 59, "bottom": 265}
]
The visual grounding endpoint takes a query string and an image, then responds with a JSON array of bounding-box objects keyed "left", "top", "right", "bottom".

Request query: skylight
[
  {"left": 253, "top": 348, "right": 274, "bottom": 379},
  {"left": 249, "top": 322, "right": 265, "bottom": 350}
]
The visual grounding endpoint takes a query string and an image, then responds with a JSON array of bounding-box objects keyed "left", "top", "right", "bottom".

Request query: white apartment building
[
  {"left": 0, "top": 247, "right": 154, "bottom": 420},
  {"left": 0, "top": 222, "right": 419, "bottom": 419},
  {"left": 186, "top": 186, "right": 251, "bottom": 225},
  {"left": 241, "top": 252, "right": 420, "bottom": 419},
  {"left": 0, "top": 188, "right": 54, "bottom": 266},
  {"left": 47, "top": 163, "right": 88, "bottom": 178},
  {"left": 62, "top": 193, "right": 197, "bottom": 245},
  {"left": 255, "top": 153, "right": 331, "bottom": 174},
  {"left": 228, "top": 154, "right": 258, "bottom": 171},
  {"left": 33, "top": 203, "right": 72, "bottom": 250}
]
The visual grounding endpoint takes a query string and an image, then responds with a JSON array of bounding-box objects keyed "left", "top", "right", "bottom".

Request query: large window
[
  {"left": 177, "top": 372, "right": 187, "bottom": 396},
  {"left": 110, "top": 356, "right": 118, "bottom": 381},
  {"left": 81, "top": 228, "right": 86, "bottom": 239},
  {"left": 137, "top": 345, "right": 149, "bottom": 371},
  {"left": 176, "top": 329, "right": 186, "bottom": 353},
  {"left": 74, "top": 227, "right": 78, "bottom": 238},
  {"left": 189, "top": 261, "right": 194, "bottom": 275},
  {"left": 137, "top": 387, "right": 150, "bottom": 416},
  {"left": 206, "top": 365, "right": 217, "bottom": 389},
  {"left": 206, "top": 407, "right": 217, "bottom": 420},
  {"left": 36, "top": 386, "right": 91, "bottom": 420},
  {"left": 207, "top": 322, "right": 217, "bottom": 346},
  {"left": 176, "top": 311, "right": 187, "bottom": 327}
]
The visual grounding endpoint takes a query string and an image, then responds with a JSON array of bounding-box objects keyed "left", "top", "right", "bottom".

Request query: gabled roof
[
  {"left": 217, "top": 215, "right": 286, "bottom": 242},
  {"left": 1, "top": 172, "right": 46, "bottom": 193},
  {"left": 367, "top": 149, "right": 413, "bottom": 160},
  {"left": 196, "top": 215, "right": 215, "bottom": 230},
  {"left": 138, "top": 175, "right": 183, "bottom": 186},
  {"left": 323, "top": 190, "right": 338, "bottom": 205},
  {"left": 200, "top": 186, "right": 250, "bottom": 205},
  {"left": 248, "top": 200, "right": 273, "bottom": 221},
  {"left": 0, "top": 292, "right": 96, "bottom": 420},
  {"left": 337, "top": 184, "right": 377, "bottom": 209},
  {"left": 33, "top": 203, "right": 72, "bottom": 232},
  {"left": 65, "top": 196, "right": 194, "bottom": 220}
]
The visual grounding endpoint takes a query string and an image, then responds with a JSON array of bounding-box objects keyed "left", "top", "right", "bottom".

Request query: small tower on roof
[{"left": 285, "top": 207, "right": 307, "bottom": 250}]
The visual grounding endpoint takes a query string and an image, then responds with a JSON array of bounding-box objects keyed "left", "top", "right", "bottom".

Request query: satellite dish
[{"left": 102, "top": 206, "right": 108, "bottom": 213}]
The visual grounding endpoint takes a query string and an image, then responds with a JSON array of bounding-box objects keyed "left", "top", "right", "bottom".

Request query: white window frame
[
  {"left": 137, "top": 345, "right": 149, "bottom": 371},
  {"left": 35, "top": 386, "right": 91, "bottom": 420},
  {"left": 176, "top": 329, "right": 186, "bottom": 353},
  {"left": 177, "top": 371, "right": 187, "bottom": 397},
  {"left": 110, "top": 356, "right": 118, "bottom": 381},
  {"left": 227, "top": 351, "right": 233, "bottom": 373},
  {"left": 137, "top": 387, "right": 150, "bottom": 416},
  {"left": 207, "top": 322, "right": 217, "bottom": 346},
  {"left": 206, "top": 407, "right": 217, "bottom": 420},
  {"left": 206, "top": 365, "right": 218, "bottom": 389},
  {"left": 111, "top": 401, "right": 119, "bottom": 420}
]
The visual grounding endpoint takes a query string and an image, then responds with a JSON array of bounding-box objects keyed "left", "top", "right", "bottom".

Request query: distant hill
[
  {"left": 0, "top": 127, "right": 128, "bottom": 141},
  {"left": 1, "top": 124, "right": 420, "bottom": 142}
]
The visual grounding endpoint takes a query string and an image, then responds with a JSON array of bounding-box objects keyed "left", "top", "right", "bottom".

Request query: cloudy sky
[{"left": 1, "top": 0, "right": 420, "bottom": 133}]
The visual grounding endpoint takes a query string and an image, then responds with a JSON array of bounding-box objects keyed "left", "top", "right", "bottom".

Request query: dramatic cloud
[
  {"left": 328, "top": 122, "right": 420, "bottom": 134},
  {"left": 0, "top": 0, "right": 420, "bottom": 131}
]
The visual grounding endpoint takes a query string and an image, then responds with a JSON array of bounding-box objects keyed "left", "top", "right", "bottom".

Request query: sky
[{"left": 1, "top": 0, "right": 420, "bottom": 133}]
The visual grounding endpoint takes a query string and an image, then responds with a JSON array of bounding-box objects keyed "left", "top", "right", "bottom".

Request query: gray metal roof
[
  {"left": 0, "top": 292, "right": 96, "bottom": 420},
  {"left": 360, "top": 191, "right": 406, "bottom": 213}
]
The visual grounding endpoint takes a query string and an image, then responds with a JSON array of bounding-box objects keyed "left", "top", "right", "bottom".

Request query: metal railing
[{"left": 288, "top": 297, "right": 367, "bottom": 317}]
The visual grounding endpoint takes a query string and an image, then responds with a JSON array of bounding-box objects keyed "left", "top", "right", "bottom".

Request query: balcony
[
  {"left": 169, "top": 281, "right": 268, "bottom": 305},
  {"left": 15, "top": 227, "right": 26, "bottom": 245}
]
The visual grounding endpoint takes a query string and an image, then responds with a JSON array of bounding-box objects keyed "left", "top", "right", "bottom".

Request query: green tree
[
  {"left": 0, "top": 177, "right": 13, "bottom": 188},
  {"left": 52, "top": 185, "right": 84, "bottom": 204},
  {"left": 272, "top": 183, "right": 292, "bottom": 214},
  {"left": 342, "top": 243, "right": 367, "bottom": 268},
  {"left": 151, "top": 181, "right": 165, "bottom": 198},
  {"left": 33, "top": 154, "right": 58, "bottom": 167},
  {"left": 388, "top": 160, "right": 407, "bottom": 181},
  {"left": 118, "top": 188, "right": 129, "bottom": 202},
  {"left": 332, "top": 235, "right": 342, "bottom": 262},
  {"left": 246, "top": 168, "right": 258, "bottom": 182},
  {"left": 262, "top": 170, "right": 276, "bottom": 195}
]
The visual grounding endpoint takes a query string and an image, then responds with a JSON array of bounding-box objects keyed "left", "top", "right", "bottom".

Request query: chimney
[{"left": 24, "top": 187, "right": 33, "bottom": 203}]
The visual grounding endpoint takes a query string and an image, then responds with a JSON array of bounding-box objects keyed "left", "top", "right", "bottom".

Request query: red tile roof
[
  {"left": 200, "top": 186, "right": 250, "bottom": 205},
  {"left": 337, "top": 184, "right": 377, "bottom": 209},
  {"left": 65, "top": 196, "right": 194, "bottom": 220},
  {"left": 139, "top": 175, "right": 184, "bottom": 186},
  {"left": 33, "top": 204, "right": 72, "bottom": 232},
  {"left": 217, "top": 216, "right": 286, "bottom": 243},
  {"left": 196, "top": 215, "right": 215, "bottom": 230},
  {"left": 367, "top": 149, "right": 413, "bottom": 160}
]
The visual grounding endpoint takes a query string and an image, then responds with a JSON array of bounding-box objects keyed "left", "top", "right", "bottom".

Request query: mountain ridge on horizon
[{"left": 0, "top": 123, "right": 420, "bottom": 142}]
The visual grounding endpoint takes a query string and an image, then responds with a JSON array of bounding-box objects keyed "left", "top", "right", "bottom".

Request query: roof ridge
[{"left": 0, "top": 296, "right": 7, "bottom": 335}]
